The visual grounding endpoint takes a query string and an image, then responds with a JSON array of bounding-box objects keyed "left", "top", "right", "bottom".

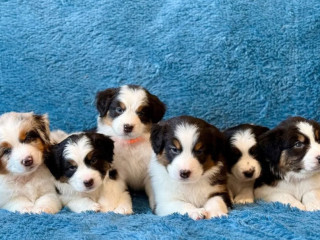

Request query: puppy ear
[
  {"left": 90, "top": 133, "right": 114, "bottom": 164},
  {"left": 150, "top": 123, "right": 166, "bottom": 154},
  {"left": 258, "top": 129, "right": 284, "bottom": 164},
  {"left": 147, "top": 93, "right": 166, "bottom": 123},
  {"left": 252, "top": 125, "right": 270, "bottom": 137},
  {"left": 208, "top": 126, "right": 226, "bottom": 161},
  {"left": 45, "top": 143, "right": 65, "bottom": 180},
  {"left": 33, "top": 113, "right": 51, "bottom": 146},
  {"left": 96, "top": 88, "right": 118, "bottom": 117}
]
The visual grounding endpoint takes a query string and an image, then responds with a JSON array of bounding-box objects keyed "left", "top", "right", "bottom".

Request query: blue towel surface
[{"left": 1, "top": 0, "right": 320, "bottom": 239}]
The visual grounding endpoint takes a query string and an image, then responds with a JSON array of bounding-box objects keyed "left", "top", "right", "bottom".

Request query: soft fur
[
  {"left": 96, "top": 85, "right": 166, "bottom": 206},
  {"left": 46, "top": 132, "right": 132, "bottom": 213},
  {"left": 0, "top": 112, "right": 61, "bottom": 213},
  {"left": 255, "top": 117, "right": 320, "bottom": 211},
  {"left": 149, "top": 116, "right": 231, "bottom": 220},
  {"left": 224, "top": 124, "right": 269, "bottom": 204}
]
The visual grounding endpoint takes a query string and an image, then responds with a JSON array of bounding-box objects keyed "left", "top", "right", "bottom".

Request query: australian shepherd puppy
[
  {"left": 224, "top": 124, "right": 269, "bottom": 204},
  {"left": 96, "top": 85, "right": 166, "bottom": 206},
  {"left": 46, "top": 132, "right": 132, "bottom": 214},
  {"left": 149, "top": 116, "right": 231, "bottom": 220},
  {"left": 255, "top": 117, "right": 320, "bottom": 211},
  {"left": 0, "top": 112, "right": 62, "bottom": 213}
]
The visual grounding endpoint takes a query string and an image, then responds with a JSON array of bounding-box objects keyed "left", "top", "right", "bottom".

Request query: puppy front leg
[
  {"left": 113, "top": 190, "right": 133, "bottom": 215},
  {"left": 302, "top": 189, "right": 320, "bottom": 211},
  {"left": 144, "top": 177, "right": 155, "bottom": 210},
  {"left": 204, "top": 195, "right": 228, "bottom": 219},
  {"left": 156, "top": 200, "right": 207, "bottom": 220},
  {"left": 2, "top": 196, "right": 34, "bottom": 213},
  {"left": 67, "top": 197, "right": 101, "bottom": 213},
  {"left": 234, "top": 186, "right": 254, "bottom": 204},
  {"left": 33, "top": 193, "right": 62, "bottom": 214}
]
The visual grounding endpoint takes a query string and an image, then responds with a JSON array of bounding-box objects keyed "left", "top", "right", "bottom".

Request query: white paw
[
  {"left": 305, "top": 203, "right": 320, "bottom": 212},
  {"left": 234, "top": 196, "right": 254, "bottom": 204},
  {"left": 206, "top": 208, "right": 228, "bottom": 219},
  {"left": 32, "top": 207, "right": 56, "bottom": 214},
  {"left": 90, "top": 203, "right": 101, "bottom": 212},
  {"left": 188, "top": 208, "right": 207, "bottom": 220},
  {"left": 20, "top": 206, "right": 34, "bottom": 214},
  {"left": 113, "top": 206, "right": 133, "bottom": 215},
  {"left": 289, "top": 202, "right": 306, "bottom": 211}
]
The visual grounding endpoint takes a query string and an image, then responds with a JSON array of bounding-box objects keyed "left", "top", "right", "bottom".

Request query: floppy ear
[
  {"left": 252, "top": 125, "right": 270, "bottom": 137},
  {"left": 147, "top": 93, "right": 166, "bottom": 123},
  {"left": 258, "top": 128, "right": 284, "bottom": 164},
  {"left": 96, "top": 88, "right": 118, "bottom": 117},
  {"left": 45, "top": 143, "right": 65, "bottom": 180},
  {"left": 90, "top": 133, "right": 114, "bottom": 164},
  {"left": 150, "top": 123, "right": 166, "bottom": 154},
  {"left": 33, "top": 113, "right": 51, "bottom": 146}
]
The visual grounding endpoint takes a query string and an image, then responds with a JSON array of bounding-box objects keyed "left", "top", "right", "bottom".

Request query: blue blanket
[{"left": 1, "top": 0, "right": 320, "bottom": 239}]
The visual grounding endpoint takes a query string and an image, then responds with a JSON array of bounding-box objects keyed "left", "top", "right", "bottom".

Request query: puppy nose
[
  {"left": 83, "top": 179, "right": 94, "bottom": 188},
  {"left": 317, "top": 156, "right": 320, "bottom": 163},
  {"left": 243, "top": 169, "right": 255, "bottom": 178},
  {"left": 124, "top": 124, "right": 134, "bottom": 133},
  {"left": 21, "top": 156, "right": 33, "bottom": 167},
  {"left": 180, "top": 170, "right": 191, "bottom": 179}
]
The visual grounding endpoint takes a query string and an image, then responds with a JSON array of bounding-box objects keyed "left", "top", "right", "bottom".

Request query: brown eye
[
  {"left": 194, "top": 149, "right": 204, "bottom": 155},
  {"left": 137, "top": 110, "right": 145, "bottom": 117},
  {"left": 90, "top": 158, "right": 97, "bottom": 164},
  {"left": 3, "top": 148, "right": 11, "bottom": 155}
]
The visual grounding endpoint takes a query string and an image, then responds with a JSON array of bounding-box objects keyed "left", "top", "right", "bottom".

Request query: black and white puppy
[
  {"left": 0, "top": 112, "right": 62, "bottom": 213},
  {"left": 255, "top": 117, "right": 320, "bottom": 211},
  {"left": 224, "top": 124, "right": 269, "bottom": 204},
  {"left": 96, "top": 85, "right": 166, "bottom": 206},
  {"left": 46, "top": 132, "right": 132, "bottom": 214},
  {"left": 149, "top": 116, "right": 231, "bottom": 220}
]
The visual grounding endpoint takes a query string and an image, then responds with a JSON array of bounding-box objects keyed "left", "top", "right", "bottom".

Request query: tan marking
[
  {"left": 172, "top": 139, "right": 181, "bottom": 150},
  {"left": 119, "top": 102, "right": 126, "bottom": 110},
  {"left": 87, "top": 151, "right": 94, "bottom": 160},
  {"left": 316, "top": 130, "right": 320, "bottom": 141},
  {"left": 101, "top": 113, "right": 113, "bottom": 126},
  {"left": 202, "top": 155, "right": 216, "bottom": 172},
  {"left": 279, "top": 150, "right": 288, "bottom": 169},
  {"left": 157, "top": 150, "right": 169, "bottom": 167},
  {"left": 297, "top": 134, "right": 305, "bottom": 143},
  {"left": 30, "top": 138, "right": 46, "bottom": 152},
  {"left": 208, "top": 185, "right": 228, "bottom": 197},
  {"left": 0, "top": 142, "right": 12, "bottom": 150},
  {"left": 136, "top": 105, "right": 145, "bottom": 112},
  {"left": 19, "top": 128, "right": 28, "bottom": 142}
]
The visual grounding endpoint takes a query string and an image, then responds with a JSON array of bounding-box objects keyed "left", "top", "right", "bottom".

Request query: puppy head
[
  {"left": 96, "top": 85, "right": 166, "bottom": 139},
  {"left": 151, "top": 116, "right": 225, "bottom": 183},
  {"left": 0, "top": 112, "right": 50, "bottom": 175},
  {"left": 46, "top": 133, "right": 114, "bottom": 192},
  {"left": 259, "top": 117, "right": 320, "bottom": 176},
  {"left": 224, "top": 124, "right": 269, "bottom": 181}
]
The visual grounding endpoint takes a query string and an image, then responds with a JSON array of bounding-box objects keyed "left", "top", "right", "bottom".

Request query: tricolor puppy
[
  {"left": 255, "top": 117, "right": 320, "bottom": 211},
  {"left": 96, "top": 85, "right": 166, "bottom": 206},
  {"left": 0, "top": 112, "right": 61, "bottom": 213},
  {"left": 149, "top": 116, "right": 231, "bottom": 220},
  {"left": 46, "top": 132, "right": 132, "bottom": 213},
  {"left": 224, "top": 124, "right": 269, "bottom": 204}
]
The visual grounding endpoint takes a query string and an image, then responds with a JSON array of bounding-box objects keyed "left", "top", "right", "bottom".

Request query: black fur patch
[{"left": 108, "top": 169, "right": 118, "bottom": 180}]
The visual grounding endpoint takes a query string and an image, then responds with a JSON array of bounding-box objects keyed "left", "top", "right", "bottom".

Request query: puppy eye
[
  {"left": 68, "top": 165, "right": 77, "bottom": 171},
  {"left": 294, "top": 141, "right": 304, "bottom": 148},
  {"left": 116, "top": 107, "right": 124, "bottom": 114},
  {"left": 24, "top": 131, "right": 39, "bottom": 142},
  {"left": 3, "top": 148, "right": 11, "bottom": 155},
  {"left": 136, "top": 110, "right": 145, "bottom": 117},
  {"left": 249, "top": 146, "right": 257, "bottom": 156},
  {"left": 170, "top": 146, "right": 180, "bottom": 154},
  {"left": 90, "top": 158, "right": 97, "bottom": 164},
  {"left": 194, "top": 149, "right": 204, "bottom": 155}
]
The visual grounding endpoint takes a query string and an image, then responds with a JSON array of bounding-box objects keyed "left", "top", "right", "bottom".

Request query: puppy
[
  {"left": 255, "top": 116, "right": 320, "bottom": 211},
  {"left": 96, "top": 85, "right": 166, "bottom": 206},
  {"left": 0, "top": 112, "right": 62, "bottom": 213},
  {"left": 149, "top": 116, "right": 231, "bottom": 220},
  {"left": 224, "top": 124, "right": 269, "bottom": 204},
  {"left": 46, "top": 132, "right": 132, "bottom": 214}
]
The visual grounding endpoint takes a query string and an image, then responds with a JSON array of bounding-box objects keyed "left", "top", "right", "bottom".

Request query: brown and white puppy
[
  {"left": 255, "top": 116, "right": 320, "bottom": 211},
  {"left": 224, "top": 124, "right": 269, "bottom": 204},
  {"left": 149, "top": 116, "right": 231, "bottom": 220},
  {"left": 46, "top": 132, "right": 132, "bottom": 214},
  {"left": 0, "top": 112, "right": 61, "bottom": 213},
  {"left": 96, "top": 85, "right": 166, "bottom": 207}
]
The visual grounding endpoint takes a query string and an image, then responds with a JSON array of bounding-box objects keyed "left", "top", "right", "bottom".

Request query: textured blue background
[{"left": 1, "top": 0, "right": 320, "bottom": 239}]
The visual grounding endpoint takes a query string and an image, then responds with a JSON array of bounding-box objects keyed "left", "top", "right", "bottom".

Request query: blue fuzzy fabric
[{"left": 1, "top": 0, "right": 320, "bottom": 239}]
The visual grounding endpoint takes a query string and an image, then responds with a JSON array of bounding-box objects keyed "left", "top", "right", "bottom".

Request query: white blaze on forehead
[
  {"left": 231, "top": 129, "right": 256, "bottom": 152},
  {"left": 118, "top": 86, "right": 147, "bottom": 110},
  {"left": 297, "top": 122, "right": 315, "bottom": 143},
  {"left": 175, "top": 123, "right": 199, "bottom": 150},
  {"left": 63, "top": 136, "right": 93, "bottom": 165}
]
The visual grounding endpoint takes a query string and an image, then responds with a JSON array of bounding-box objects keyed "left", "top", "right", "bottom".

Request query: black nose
[
  {"left": 317, "top": 156, "right": 320, "bottom": 163},
  {"left": 180, "top": 170, "right": 191, "bottom": 179},
  {"left": 243, "top": 169, "right": 255, "bottom": 178},
  {"left": 124, "top": 124, "right": 134, "bottom": 133},
  {"left": 83, "top": 179, "right": 94, "bottom": 188},
  {"left": 21, "top": 156, "right": 33, "bottom": 167}
]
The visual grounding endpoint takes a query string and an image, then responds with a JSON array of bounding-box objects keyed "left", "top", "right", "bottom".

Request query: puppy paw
[
  {"left": 305, "top": 203, "right": 320, "bottom": 212},
  {"left": 20, "top": 206, "right": 34, "bottom": 214},
  {"left": 32, "top": 207, "right": 55, "bottom": 214},
  {"left": 234, "top": 196, "right": 254, "bottom": 204},
  {"left": 89, "top": 203, "right": 101, "bottom": 212},
  {"left": 113, "top": 206, "right": 133, "bottom": 215},
  {"left": 289, "top": 202, "right": 306, "bottom": 211},
  {"left": 187, "top": 208, "right": 207, "bottom": 220},
  {"left": 206, "top": 208, "right": 228, "bottom": 219}
]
